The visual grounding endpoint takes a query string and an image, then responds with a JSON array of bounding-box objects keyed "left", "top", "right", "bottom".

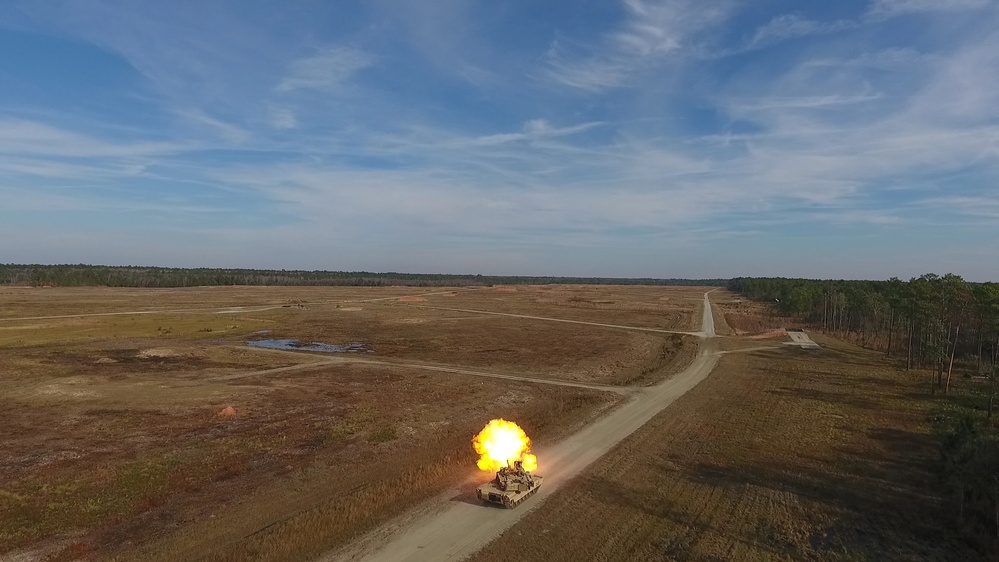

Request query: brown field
[
  {"left": 4, "top": 285, "right": 975, "bottom": 562},
  {"left": 0, "top": 285, "right": 706, "bottom": 561},
  {"left": 468, "top": 333, "right": 983, "bottom": 562}
]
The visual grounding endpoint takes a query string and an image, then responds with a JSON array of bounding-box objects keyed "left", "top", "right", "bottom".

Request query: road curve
[{"left": 322, "top": 292, "right": 720, "bottom": 562}]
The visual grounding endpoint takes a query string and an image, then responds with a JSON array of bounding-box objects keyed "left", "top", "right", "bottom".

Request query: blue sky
[{"left": 1, "top": 0, "right": 997, "bottom": 280}]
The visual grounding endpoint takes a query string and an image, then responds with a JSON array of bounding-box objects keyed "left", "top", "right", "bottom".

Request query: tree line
[
  {"left": 0, "top": 264, "right": 728, "bottom": 289},
  {"left": 729, "top": 275, "right": 999, "bottom": 393},
  {"left": 729, "top": 274, "right": 999, "bottom": 554}
]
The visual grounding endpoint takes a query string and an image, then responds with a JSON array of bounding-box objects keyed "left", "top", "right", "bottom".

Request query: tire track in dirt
[{"left": 321, "top": 292, "right": 720, "bottom": 562}]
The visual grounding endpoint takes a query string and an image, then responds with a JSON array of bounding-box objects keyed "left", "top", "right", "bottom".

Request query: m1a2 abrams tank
[{"left": 475, "top": 460, "right": 543, "bottom": 508}]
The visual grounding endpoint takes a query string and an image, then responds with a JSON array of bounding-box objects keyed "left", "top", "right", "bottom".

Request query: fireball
[{"left": 472, "top": 418, "right": 538, "bottom": 473}]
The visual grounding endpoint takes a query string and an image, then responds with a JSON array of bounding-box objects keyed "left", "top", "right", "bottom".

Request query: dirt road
[
  {"left": 230, "top": 348, "right": 633, "bottom": 394},
  {"left": 323, "top": 292, "right": 719, "bottom": 562},
  {"left": 409, "top": 304, "right": 700, "bottom": 336}
]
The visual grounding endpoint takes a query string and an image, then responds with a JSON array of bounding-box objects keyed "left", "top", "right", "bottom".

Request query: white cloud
[
  {"left": 545, "top": 0, "right": 732, "bottom": 92},
  {"left": 276, "top": 46, "right": 373, "bottom": 93},
  {"left": 214, "top": 163, "right": 729, "bottom": 235},
  {"left": 711, "top": 26, "right": 999, "bottom": 216}
]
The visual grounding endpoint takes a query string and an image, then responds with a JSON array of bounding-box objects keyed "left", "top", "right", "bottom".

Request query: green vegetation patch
[{"left": 368, "top": 427, "right": 397, "bottom": 443}]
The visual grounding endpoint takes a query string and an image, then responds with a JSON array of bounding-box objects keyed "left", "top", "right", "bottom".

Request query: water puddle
[{"left": 246, "top": 338, "right": 371, "bottom": 353}]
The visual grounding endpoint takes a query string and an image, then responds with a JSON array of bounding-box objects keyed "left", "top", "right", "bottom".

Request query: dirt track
[
  {"left": 409, "top": 305, "right": 700, "bottom": 336},
  {"left": 323, "top": 292, "right": 720, "bottom": 562},
  {"left": 231, "top": 348, "right": 632, "bottom": 393}
]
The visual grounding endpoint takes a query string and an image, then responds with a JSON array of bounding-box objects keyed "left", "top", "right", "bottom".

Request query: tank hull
[{"left": 475, "top": 474, "right": 543, "bottom": 508}]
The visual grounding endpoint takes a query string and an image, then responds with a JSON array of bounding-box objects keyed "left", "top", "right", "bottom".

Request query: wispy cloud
[
  {"left": 177, "top": 109, "right": 250, "bottom": 143},
  {"left": 275, "top": 46, "right": 373, "bottom": 93},
  {"left": 471, "top": 120, "right": 603, "bottom": 146},
  {"left": 545, "top": 0, "right": 731, "bottom": 92},
  {"left": 266, "top": 107, "right": 297, "bottom": 129},
  {"left": 733, "top": 93, "right": 883, "bottom": 112},
  {"left": 745, "top": 0, "right": 991, "bottom": 52},
  {"left": 747, "top": 14, "right": 856, "bottom": 49},
  {"left": 867, "top": 0, "right": 992, "bottom": 19},
  {"left": 0, "top": 119, "right": 181, "bottom": 158}
]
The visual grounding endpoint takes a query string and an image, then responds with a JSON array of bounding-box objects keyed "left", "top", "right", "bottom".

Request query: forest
[
  {"left": 730, "top": 274, "right": 999, "bottom": 553},
  {"left": 0, "top": 264, "right": 726, "bottom": 288}
]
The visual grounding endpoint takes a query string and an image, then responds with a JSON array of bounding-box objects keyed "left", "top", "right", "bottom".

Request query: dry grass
[
  {"left": 253, "top": 303, "right": 683, "bottom": 385},
  {"left": 714, "top": 297, "right": 798, "bottom": 336},
  {"left": 2, "top": 357, "right": 618, "bottom": 561},
  {"left": 123, "top": 388, "right": 615, "bottom": 562},
  {"left": 0, "top": 285, "right": 707, "bottom": 386},
  {"left": 415, "top": 285, "right": 701, "bottom": 330},
  {"left": 0, "top": 284, "right": 707, "bottom": 560},
  {"left": 469, "top": 333, "right": 983, "bottom": 561},
  {"left": 0, "top": 286, "right": 436, "bottom": 319}
]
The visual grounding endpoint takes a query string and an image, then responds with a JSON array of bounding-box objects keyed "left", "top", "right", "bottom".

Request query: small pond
[{"left": 246, "top": 339, "right": 371, "bottom": 353}]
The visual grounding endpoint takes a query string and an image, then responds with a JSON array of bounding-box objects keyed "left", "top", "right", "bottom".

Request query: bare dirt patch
[{"left": 136, "top": 348, "right": 177, "bottom": 358}]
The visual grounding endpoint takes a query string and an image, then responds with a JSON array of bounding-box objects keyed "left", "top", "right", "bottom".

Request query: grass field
[
  {"left": 0, "top": 285, "right": 704, "bottom": 561},
  {"left": 468, "top": 332, "right": 984, "bottom": 562}
]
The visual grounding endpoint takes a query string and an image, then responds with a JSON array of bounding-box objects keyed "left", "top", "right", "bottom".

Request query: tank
[{"left": 475, "top": 460, "right": 543, "bottom": 508}]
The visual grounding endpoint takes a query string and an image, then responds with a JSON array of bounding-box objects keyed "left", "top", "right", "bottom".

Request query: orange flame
[{"left": 472, "top": 418, "right": 538, "bottom": 473}]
